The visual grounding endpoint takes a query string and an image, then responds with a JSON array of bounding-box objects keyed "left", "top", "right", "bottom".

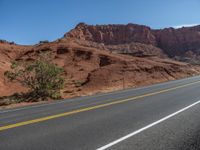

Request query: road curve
[{"left": 1, "top": 76, "right": 200, "bottom": 150}]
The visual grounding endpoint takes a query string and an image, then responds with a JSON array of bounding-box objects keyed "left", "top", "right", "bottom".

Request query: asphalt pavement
[{"left": 1, "top": 76, "right": 200, "bottom": 150}]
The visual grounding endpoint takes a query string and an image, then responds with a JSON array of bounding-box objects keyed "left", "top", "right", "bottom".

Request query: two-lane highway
[{"left": 1, "top": 76, "right": 200, "bottom": 150}]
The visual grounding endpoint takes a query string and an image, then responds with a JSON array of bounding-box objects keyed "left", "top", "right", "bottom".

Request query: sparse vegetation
[
  {"left": 0, "top": 39, "right": 15, "bottom": 44},
  {"left": 0, "top": 39, "right": 7, "bottom": 43},
  {"left": 4, "top": 53, "right": 65, "bottom": 103},
  {"left": 39, "top": 40, "right": 49, "bottom": 44},
  {"left": 74, "top": 80, "right": 85, "bottom": 87}
]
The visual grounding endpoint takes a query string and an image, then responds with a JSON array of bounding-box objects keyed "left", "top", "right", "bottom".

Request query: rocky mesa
[{"left": 66, "top": 23, "right": 200, "bottom": 63}]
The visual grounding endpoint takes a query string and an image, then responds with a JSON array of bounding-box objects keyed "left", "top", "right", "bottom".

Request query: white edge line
[{"left": 96, "top": 100, "right": 200, "bottom": 150}]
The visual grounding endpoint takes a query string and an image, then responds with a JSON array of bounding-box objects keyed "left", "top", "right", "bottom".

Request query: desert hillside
[{"left": 0, "top": 23, "right": 200, "bottom": 99}]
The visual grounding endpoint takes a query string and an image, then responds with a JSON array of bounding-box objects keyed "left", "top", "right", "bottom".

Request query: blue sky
[{"left": 1, "top": 0, "right": 200, "bottom": 45}]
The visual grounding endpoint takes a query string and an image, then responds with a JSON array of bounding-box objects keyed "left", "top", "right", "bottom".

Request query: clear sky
[{"left": 1, "top": 0, "right": 200, "bottom": 45}]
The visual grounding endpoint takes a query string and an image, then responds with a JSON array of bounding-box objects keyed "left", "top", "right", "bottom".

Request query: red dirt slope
[{"left": 0, "top": 38, "right": 199, "bottom": 99}]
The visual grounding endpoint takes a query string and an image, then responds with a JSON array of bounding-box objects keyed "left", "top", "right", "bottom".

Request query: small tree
[
  {"left": 4, "top": 54, "right": 65, "bottom": 101},
  {"left": 39, "top": 40, "right": 49, "bottom": 44}
]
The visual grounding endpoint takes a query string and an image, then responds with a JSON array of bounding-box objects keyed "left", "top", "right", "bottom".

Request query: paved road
[{"left": 1, "top": 76, "right": 200, "bottom": 150}]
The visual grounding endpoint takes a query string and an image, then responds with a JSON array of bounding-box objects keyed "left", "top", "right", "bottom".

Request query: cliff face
[
  {"left": 65, "top": 23, "right": 200, "bottom": 61},
  {"left": 155, "top": 26, "right": 200, "bottom": 57},
  {"left": 65, "top": 23, "right": 157, "bottom": 45}
]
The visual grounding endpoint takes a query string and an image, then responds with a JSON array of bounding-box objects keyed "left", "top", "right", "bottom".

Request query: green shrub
[
  {"left": 4, "top": 55, "right": 65, "bottom": 101},
  {"left": 39, "top": 40, "right": 49, "bottom": 44}
]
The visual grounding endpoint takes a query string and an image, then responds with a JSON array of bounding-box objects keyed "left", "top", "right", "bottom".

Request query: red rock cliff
[{"left": 65, "top": 23, "right": 200, "bottom": 59}]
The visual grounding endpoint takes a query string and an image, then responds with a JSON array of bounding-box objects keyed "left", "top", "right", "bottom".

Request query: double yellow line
[{"left": 1, "top": 80, "right": 200, "bottom": 132}]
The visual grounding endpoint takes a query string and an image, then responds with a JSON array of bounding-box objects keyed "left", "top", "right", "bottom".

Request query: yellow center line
[{"left": 1, "top": 80, "right": 200, "bottom": 131}]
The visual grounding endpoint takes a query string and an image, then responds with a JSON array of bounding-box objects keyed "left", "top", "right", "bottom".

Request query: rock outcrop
[
  {"left": 155, "top": 26, "right": 200, "bottom": 57},
  {"left": 65, "top": 23, "right": 200, "bottom": 63},
  {"left": 65, "top": 23, "right": 157, "bottom": 45}
]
